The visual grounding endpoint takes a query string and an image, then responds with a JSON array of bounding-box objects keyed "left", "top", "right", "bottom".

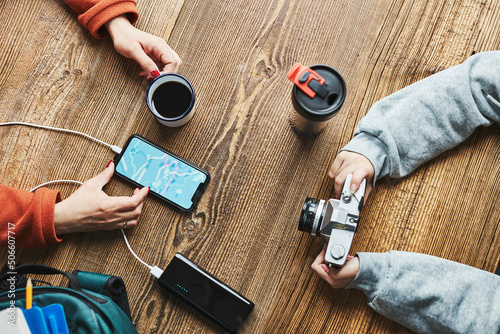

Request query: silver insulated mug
[{"left": 287, "top": 63, "right": 346, "bottom": 136}]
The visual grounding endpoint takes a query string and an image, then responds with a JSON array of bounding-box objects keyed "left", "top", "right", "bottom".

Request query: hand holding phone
[
  {"left": 54, "top": 161, "right": 148, "bottom": 234},
  {"left": 114, "top": 135, "right": 210, "bottom": 212}
]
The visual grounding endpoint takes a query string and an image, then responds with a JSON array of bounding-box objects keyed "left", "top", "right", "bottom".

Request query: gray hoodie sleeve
[
  {"left": 342, "top": 51, "right": 500, "bottom": 181},
  {"left": 346, "top": 251, "right": 500, "bottom": 334}
]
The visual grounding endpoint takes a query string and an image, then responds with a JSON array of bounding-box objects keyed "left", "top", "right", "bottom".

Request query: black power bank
[{"left": 158, "top": 253, "right": 254, "bottom": 333}]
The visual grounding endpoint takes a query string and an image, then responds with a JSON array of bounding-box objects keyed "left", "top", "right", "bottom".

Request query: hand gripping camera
[{"left": 298, "top": 174, "right": 365, "bottom": 267}]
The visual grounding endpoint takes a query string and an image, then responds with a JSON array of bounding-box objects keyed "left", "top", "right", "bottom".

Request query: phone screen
[{"left": 115, "top": 136, "right": 209, "bottom": 211}]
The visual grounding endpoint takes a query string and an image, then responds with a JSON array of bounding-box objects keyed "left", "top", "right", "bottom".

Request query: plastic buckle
[{"left": 287, "top": 63, "right": 326, "bottom": 98}]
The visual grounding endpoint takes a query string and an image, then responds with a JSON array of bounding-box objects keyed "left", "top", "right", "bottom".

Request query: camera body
[{"left": 299, "top": 174, "right": 365, "bottom": 267}]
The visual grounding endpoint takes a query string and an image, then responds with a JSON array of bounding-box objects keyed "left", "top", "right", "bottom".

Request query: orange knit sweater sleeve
[
  {"left": 0, "top": 185, "right": 62, "bottom": 249},
  {"left": 65, "top": 0, "right": 139, "bottom": 39}
]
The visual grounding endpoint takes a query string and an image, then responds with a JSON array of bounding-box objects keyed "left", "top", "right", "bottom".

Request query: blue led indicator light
[{"left": 177, "top": 284, "right": 188, "bottom": 292}]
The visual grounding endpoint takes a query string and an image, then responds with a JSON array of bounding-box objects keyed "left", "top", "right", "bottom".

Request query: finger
[
  {"left": 102, "top": 198, "right": 144, "bottom": 225},
  {"left": 334, "top": 169, "right": 350, "bottom": 199},
  {"left": 111, "top": 186, "right": 149, "bottom": 212},
  {"left": 160, "top": 61, "right": 178, "bottom": 74},
  {"left": 108, "top": 218, "right": 139, "bottom": 231},
  {"left": 159, "top": 50, "right": 182, "bottom": 74},
  {"left": 147, "top": 42, "right": 181, "bottom": 74},
  {"left": 126, "top": 186, "right": 149, "bottom": 210},
  {"left": 312, "top": 244, "right": 328, "bottom": 268},
  {"left": 86, "top": 161, "right": 114, "bottom": 189},
  {"left": 132, "top": 185, "right": 149, "bottom": 202},
  {"left": 123, "top": 218, "right": 139, "bottom": 229},
  {"left": 328, "top": 156, "right": 344, "bottom": 179},
  {"left": 130, "top": 192, "right": 145, "bottom": 216},
  {"left": 125, "top": 219, "right": 139, "bottom": 228},
  {"left": 311, "top": 245, "right": 333, "bottom": 282},
  {"left": 140, "top": 70, "right": 160, "bottom": 78},
  {"left": 128, "top": 45, "right": 160, "bottom": 78},
  {"left": 350, "top": 167, "right": 370, "bottom": 193}
]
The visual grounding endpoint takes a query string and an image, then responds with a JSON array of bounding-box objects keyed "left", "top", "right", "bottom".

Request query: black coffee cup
[
  {"left": 146, "top": 74, "right": 195, "bottom": 127},
  {"left": 287, "top": 63, "right": 346, "bottom": 136}
]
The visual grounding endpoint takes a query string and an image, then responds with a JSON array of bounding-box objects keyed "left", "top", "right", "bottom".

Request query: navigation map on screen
[{"left": 116, "top": 137, "right": 207, "bottom": 209}]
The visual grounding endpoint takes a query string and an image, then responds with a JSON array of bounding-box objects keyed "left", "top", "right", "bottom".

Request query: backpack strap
[
  {"left": 0, "top": 264, "right": 81, "bottom": 290},
  {"left": 73, "top": 270, "right": 132, "bottom": 320},
  {"left": 0, "top": 264, "right": 107, "bottom": 304}
]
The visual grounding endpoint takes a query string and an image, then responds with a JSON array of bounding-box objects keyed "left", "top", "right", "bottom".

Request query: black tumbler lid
[{"left": 290, "top": 64, "right": 346, "bottom": 121}]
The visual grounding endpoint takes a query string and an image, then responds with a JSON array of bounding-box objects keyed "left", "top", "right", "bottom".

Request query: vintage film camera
[{"left": 298, "top": 174, "right": 365, "bottom": 267}]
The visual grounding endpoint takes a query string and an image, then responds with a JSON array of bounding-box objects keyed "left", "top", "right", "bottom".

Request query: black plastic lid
[{"left": 291, "top": 65, "right": 346, "bottom": 121}]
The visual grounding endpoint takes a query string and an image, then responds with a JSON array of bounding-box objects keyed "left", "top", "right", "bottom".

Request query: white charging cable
[
  {"left": 30, "top": 180, "right": 84, "bottom": 192},
  {"left": 120, "top": 229, "right": 163, "bottom": 278},
  {"left": 0, "top": 121, "right": 122, "bottom": 154},
  {"left": 1, "top": 121, "right": 163, "bottom": 278}
]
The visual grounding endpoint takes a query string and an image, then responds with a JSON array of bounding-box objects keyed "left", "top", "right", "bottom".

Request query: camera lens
[{"left": 298, "top": 197, "right": 325, "bottom": 236}]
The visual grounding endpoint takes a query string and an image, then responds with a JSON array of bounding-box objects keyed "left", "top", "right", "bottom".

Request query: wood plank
[{"left": 0, "top": 0, "right": 499, "bottom": 333}]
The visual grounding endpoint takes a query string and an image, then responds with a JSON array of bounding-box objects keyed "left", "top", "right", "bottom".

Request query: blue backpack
[{"left": 0, "top": 264, "right": 138, "bottom": 333}]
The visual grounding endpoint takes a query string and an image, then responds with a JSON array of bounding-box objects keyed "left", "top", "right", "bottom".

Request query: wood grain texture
[{"left": 1, "top": 0, "right": 499, "bottom": 333}]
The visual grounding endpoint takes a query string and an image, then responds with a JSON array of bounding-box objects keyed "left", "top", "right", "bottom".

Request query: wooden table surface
[{"left": 1, "top": 0, "right": 500, "bottom": 333}]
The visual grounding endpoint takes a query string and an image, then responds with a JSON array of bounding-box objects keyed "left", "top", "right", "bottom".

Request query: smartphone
[
  {"left": 158, "top": 253, "right": 254, "bottom": 333},
  {"left": 114, "top": 135, "right": 210, "bottom": 212}
]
